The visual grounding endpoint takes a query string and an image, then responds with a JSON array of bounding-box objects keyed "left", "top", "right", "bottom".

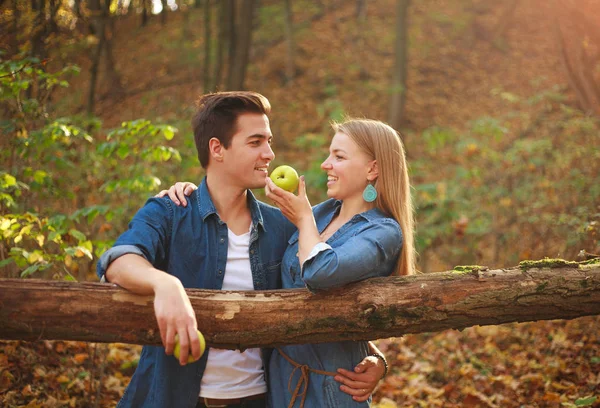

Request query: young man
[{"left": 97, "top": 92, "right": 384, "bottom": 408}]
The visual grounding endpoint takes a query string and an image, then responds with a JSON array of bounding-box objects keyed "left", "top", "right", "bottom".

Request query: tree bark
[
  {"left": 103, "top": 0, "right": 124, "bottom": 95},
  {"left": 160, "top": 0, "right": 167, "bottom": 25},
  {"left": 212, "top": 0, "right": 227, "bottom": 90},
  {"left": 356, "top": 0, "right": 366, "bottom": 21},
  {"left": 203, "top": 0, "right": 212, "bottom": 92},
  {"left": 388, "top": 0, "right": 410, "bottom": 131},
  {"left": 227, "top": 0, "right": 255, "bottom": 90},
  {"left": 87, "top": 0, "right": 105, "bottom": 116},
  {"left": 30, "top": 0, "right": 47, "bottom": 61},
  {"left": 11, "top": 0, "right": 20, "bottom": 54},
  {"left": 141, "top": 0, "right": 149, "bottom": 27},
  {"left": 1, "top": 264, "right": 599, "bottom": 350},
  {"left": 225, "top": 0, "right": 236, "bottom": 90}
]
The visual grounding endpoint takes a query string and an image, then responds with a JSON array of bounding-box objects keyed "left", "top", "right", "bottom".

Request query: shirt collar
[
  {"left": 196, "top": 177, "right": 265, "bottom": 230},
  {"left": 246, "top": 189, "right": 266, "bottom": 232},
  {"left": 318, "top": 199, "right": 387, "bottom": 229},
  {"left": 197, "top": 177, "right": 218, "bottom": 220},
  {"left": 358, "top": 206, "right": 387, "bottom": 221}
]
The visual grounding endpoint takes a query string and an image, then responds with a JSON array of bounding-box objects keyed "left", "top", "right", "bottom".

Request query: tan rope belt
[{"left": 276, "top": 347, "right": 338, "bottom": 408}]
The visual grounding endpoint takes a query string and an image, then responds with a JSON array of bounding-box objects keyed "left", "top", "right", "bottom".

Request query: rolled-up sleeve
[
  {"left": 96, "top": 197, "right": 173, "bottom": 282},
  {"left": 301, "top": 242, "right": 332, "bottom": 268},
  {"left": 301, "top": 219, "right": 402, "bottom": 292}
]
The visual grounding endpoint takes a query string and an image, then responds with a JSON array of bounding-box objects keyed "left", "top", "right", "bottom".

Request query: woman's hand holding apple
[{"left": 265, "top": 174, "right": 312, "bottom": 228}]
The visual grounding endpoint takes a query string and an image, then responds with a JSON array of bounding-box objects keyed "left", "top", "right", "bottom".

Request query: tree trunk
[
  {"left": 356, "top": 0, "right": 366, "bottom": 21},
  {"left": 27, "top": 0, "right": 47, "bottom": 100},
  {"left": 160, "top": 0, "right": 167, "bottom": 25},
  {"left": 203, "top": 0, "right": 212, "bottom": 92},
  {"left": 283, "top": 0, "right": 295, "bottom": 85},
  {"left": 213, "top": 0, "right": 227, "bottom": 90},
  {"left": 1, "top": 263, "right": 599, "bottom": 350},
  {"left": 103, "top": 0, "right": 124, "bottom": 95},
  {"left": 48, "top": 0, "right": 59, "bottom": 34},
  {"left": 388, "top": 0, "right": 409, "bottom": 131},
  {"left": 11, "top": 0, "right": 20, "bottom": 54},
  {"left": 30, "top": 0, "right": 47, "bottom": 60},
  {"left": 87, "top": 0, "right": 105, "bottom": 117},
  {"left": 228, "top": 0, "right": 255, "bottom": 90},
  {"left": 141, "top": 0, "right": 149, "bottom": 27},
  {"left": 225, "top": 0, "right": 236, "bottom": 90}
]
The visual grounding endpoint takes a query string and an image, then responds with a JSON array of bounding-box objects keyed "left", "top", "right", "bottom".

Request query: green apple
[
  {"left": 269, "top": 165, "right": 299, "bottom": 192},
  {"left": 173, "top": 329, "right": 206, "bottom": 363}
]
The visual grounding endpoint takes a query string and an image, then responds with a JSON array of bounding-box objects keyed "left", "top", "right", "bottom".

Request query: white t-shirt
[{"left": 199, "top": 225, "right": 267, "bottom": 399}]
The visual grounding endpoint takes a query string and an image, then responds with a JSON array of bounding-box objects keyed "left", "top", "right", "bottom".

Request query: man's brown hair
[{"left": 192, "top": 91, "right": 271, "bottom": 168}]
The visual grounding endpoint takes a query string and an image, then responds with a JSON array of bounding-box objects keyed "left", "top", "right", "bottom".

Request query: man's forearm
[{"left": 106, "top": 253, "right": 175, "bottom": 296}]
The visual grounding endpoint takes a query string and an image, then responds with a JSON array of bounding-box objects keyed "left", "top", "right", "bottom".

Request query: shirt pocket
[
  {"left": 262, "top": 261, "right": 281, "bottom": 289},
  {"left": 264, "top": 261, "right": 281, "bottom": 274}
]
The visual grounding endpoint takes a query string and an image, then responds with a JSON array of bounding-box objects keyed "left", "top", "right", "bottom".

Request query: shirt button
[
  {"left": 220, "top": 238, "right": 224, "bottom": 243},
  {"left": 218, "top": 270, "right": 223, "bottom": 275}
]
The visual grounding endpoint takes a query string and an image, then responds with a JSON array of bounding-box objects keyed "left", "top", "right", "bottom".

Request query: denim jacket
[
  {"left": 97, "top": 177, "right": 295, "bottom": 408},
  {"left": 268, "top": 199, "right": 402, "bottom": 408}
]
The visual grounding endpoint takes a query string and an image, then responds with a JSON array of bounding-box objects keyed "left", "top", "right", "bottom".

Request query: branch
[{"left": 0, "top": 262, "right": 599, "bottom": 349}]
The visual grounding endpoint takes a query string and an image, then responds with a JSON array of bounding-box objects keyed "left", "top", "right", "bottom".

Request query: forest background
[{"left": 0, "top": 0, "right": 599, "bottom": 407}]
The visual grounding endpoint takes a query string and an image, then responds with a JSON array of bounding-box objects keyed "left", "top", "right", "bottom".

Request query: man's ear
[
  {"left": 367, "top": 160, "right": 378, "bottom": 182},
  {"left": 209, "top": 138, "right": 224, "bottom": 162}
]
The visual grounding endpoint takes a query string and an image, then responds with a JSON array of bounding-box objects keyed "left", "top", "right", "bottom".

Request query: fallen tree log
[{"left": 0, "top": 260, "right": 599, "bottom": 349}]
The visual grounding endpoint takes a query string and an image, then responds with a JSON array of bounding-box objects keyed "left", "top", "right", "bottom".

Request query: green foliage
[
  {"left": 422, "top": 126, "right": 458, "bottom": 152},
  {"left": 413, "top": 85, "right": 600, "bottom": 268},
  {"left": 0, "top": 55, "right": 183, "bottom": 280},
  {"left": 562, "top": 395, "right": 598, "bottom": 407},
  {"left": 316, "top": 84, "right": 346, "bottom": 123},
  {"left": 290, "top": 133, "right": 329, "bottom": 203}
]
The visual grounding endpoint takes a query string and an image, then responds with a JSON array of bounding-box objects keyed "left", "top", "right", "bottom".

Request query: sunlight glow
[{"left": 152, "top": 0, "right": 178, "bottom": 14}]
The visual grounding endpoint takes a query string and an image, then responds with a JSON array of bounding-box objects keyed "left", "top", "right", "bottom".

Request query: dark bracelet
[{"left": 370, "top": 353, "right": 388, "bottom": 379}]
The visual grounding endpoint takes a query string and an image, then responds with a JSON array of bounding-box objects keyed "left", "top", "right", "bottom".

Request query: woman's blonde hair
[{"left": 332, "top": 118, "right": 416, "bottom": 276}]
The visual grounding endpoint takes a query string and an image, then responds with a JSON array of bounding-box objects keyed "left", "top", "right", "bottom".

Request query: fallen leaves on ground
[
  {"left": 373, "top": 316, "right": 600, "bottom": 408},
  {"left": 1, "top": 316, "right": 598, "bottom": 407}
]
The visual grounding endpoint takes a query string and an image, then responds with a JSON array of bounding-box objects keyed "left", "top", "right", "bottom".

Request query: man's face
[{"left": 221, "top": 113, "right": 274, "bottom": 190}]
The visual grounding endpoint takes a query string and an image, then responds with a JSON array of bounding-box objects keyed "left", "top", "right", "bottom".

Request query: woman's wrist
[
  {"left": 370, "top": 353, "right": 388, "bottom": 379},
  {"left": 297, "top": 214, "right": 317, "bottom": 233}
]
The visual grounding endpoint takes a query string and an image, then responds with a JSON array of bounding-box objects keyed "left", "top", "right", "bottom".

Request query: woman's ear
[
  {"left": 367, "top": 160, "right": 378, "bottom": 182},
  {"left": 209, "top": 138, "right": 224, "bottom": 162}
]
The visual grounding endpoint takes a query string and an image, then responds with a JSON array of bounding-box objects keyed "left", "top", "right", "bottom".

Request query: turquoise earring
[{"left": 363, "top": 182, "right": 377, "bottom": 203}]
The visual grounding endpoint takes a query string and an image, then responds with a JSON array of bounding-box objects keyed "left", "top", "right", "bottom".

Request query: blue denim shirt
[
  {"left": 268, "top": 199, "right": 402, "bottom": 408},
  {"left": 97, "top": 178, "right": 295, "bottom": 408}
]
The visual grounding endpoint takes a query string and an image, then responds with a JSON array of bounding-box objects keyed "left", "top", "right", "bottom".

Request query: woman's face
[{"left": 320, "top": 132, "right": 374, "bottom": 201}]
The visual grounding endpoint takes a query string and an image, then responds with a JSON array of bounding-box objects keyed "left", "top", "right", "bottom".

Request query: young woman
[
  {"left": 263, "top": 118, "right": 414, "bottom": 407},
  {"left": 161, "top": 118, "right": 415, "bottom": 407}
]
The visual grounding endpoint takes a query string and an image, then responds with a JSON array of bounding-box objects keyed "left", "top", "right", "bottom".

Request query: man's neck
[{"left": 205, "top": 173, "right": 252, "bottom": 233}]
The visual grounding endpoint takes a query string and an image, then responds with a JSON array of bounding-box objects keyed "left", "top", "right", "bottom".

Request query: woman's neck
[{"left": 337, "top": 196, "right": 375, "bottom": 223}]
